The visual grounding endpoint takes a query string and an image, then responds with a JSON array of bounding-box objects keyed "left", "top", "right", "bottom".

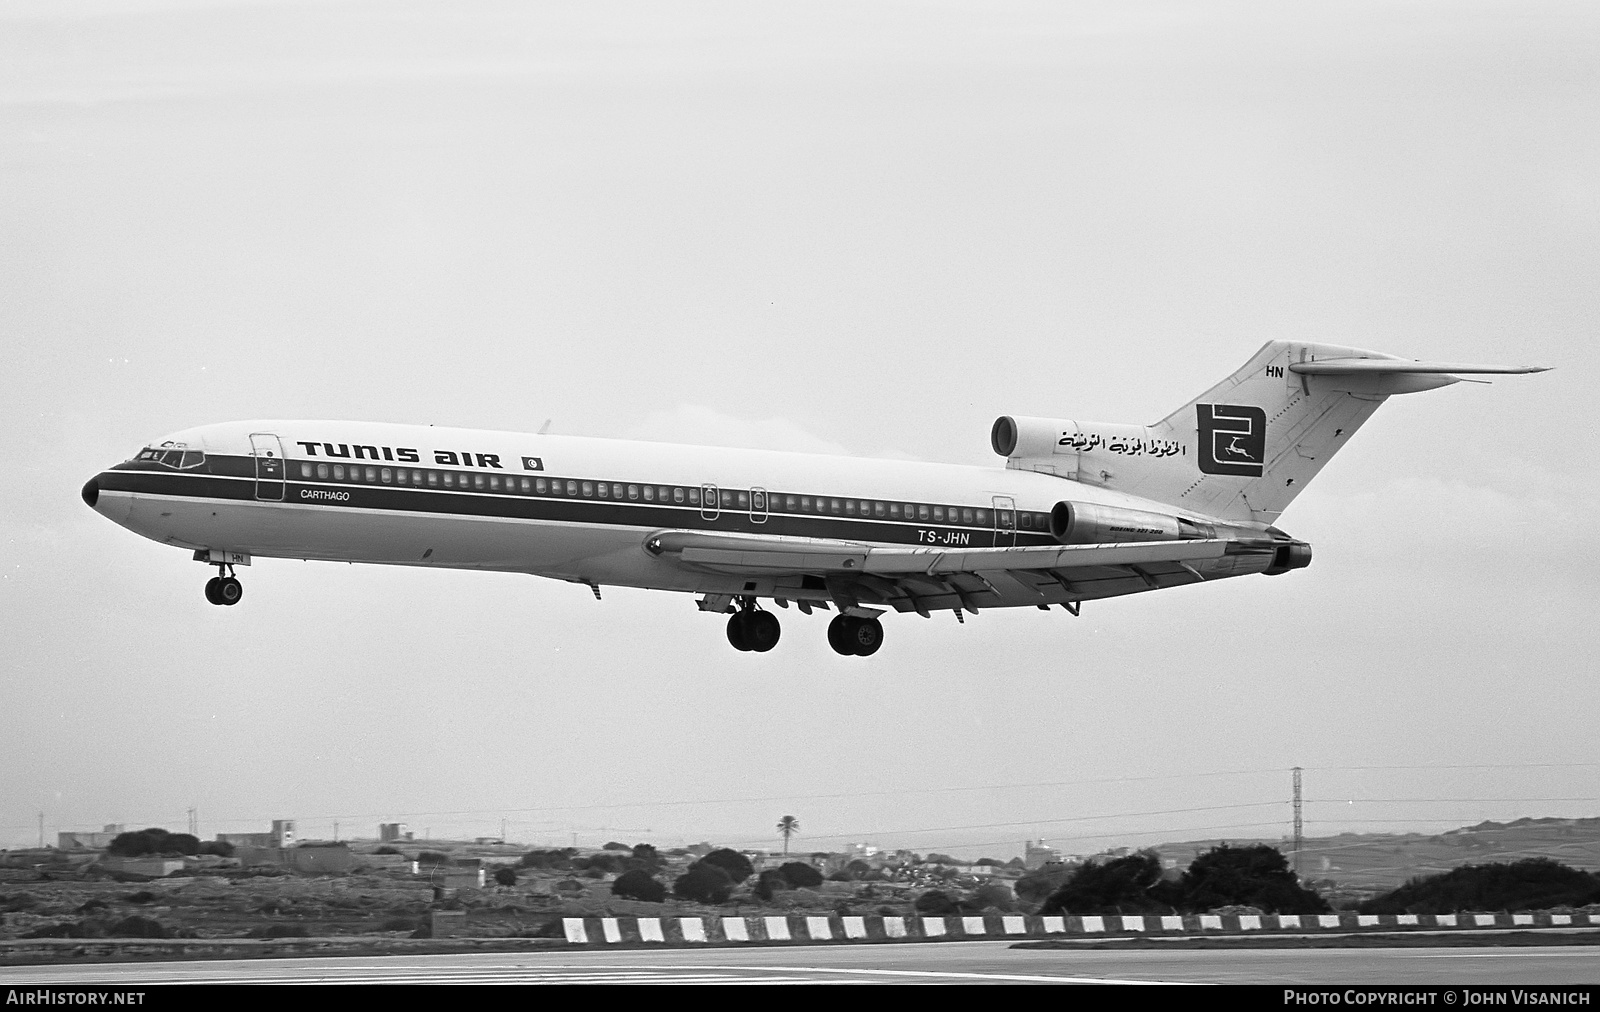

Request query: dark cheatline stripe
[{"left": 96, "top": 462, "right": 1062, "bottom": 550}]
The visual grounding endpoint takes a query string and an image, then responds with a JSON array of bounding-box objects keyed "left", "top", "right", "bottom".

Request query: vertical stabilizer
[{"left": 992, "top": 341, "right": 1548, "bottom": 524}]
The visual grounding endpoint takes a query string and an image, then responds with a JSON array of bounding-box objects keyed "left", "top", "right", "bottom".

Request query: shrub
[
  {"left": 199, "top": 841, "right": 234, "bottom": 857},
  {"left": 107, "top": 828, "right": 200, "bottom": 858},
  {"left": 416, "top": 851, "right": 450, "bottom": 867},
  {"left": 1179, "top": 844, "right": 1328, "bottom": 915},
  {"left": 753, "top": 869, "right": 790, "bottom": 902},
  {"left": 109, "top": 916, "right": 169, "bottom": 939},
  {"left": 253, "top": 924, "right": 310, "bottom": 939},
  {"left": 555, "top": 879, "right": 586, "bottom": 894},
  {"left": 674, "top": 862, "right": 735, "bottom": 904},
  {"left": 379, "top": 916, "right": 417, "bottom": 932},
  {"left": 779, "top": 862, "right": 824, "bottom": 889},
  {"left": 519, "top": 849, "right": 576, "bottom": 870},
  {"left": 1360, "top": 859, "right": 1600, "bottom": 915},
  {"left": 125, "top": 891, "right": 158, "bottom": 904},
  {"left": 373, "top": 846, "right": 402, "bottom": 856},
  {"left": 843, "top": 860, "right": 873, "bottom": 880},
  {"left": 926, "top": 853, "right": 958, "bottom": 865},
  {"left": 1039, "top": 851, "right": 1180, "bottom": 915},
  {"left": 1015, "top": 866, "right": 1077, "bottom": 905},
  {"left": 612, "top": 869, "right": 668, "bottom": 903},
  {"left": 577, "top": 853, "right": 626, "bottom": 874},
  {"left": 973, "top": 883, "right": 1017, "bottom": 912},
  {"left": 631, "top": 844, "right": 661, "bottom": 867},
  {"left": 699, "top": 849, "right": 754, "bottom": 883},
  {"left": 493, "top": 867, "right": 517, "bottom": 887},
  {"left": 914, "top": 890, "right": 959, "bottom": 915},
  {"left": 602, "top": 841, "right": 630, "bottom": 851}
]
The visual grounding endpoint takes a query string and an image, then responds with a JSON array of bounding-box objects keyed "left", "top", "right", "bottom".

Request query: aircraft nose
[{"left": 81, "top": 476, "right": 100, "bottom": 509}]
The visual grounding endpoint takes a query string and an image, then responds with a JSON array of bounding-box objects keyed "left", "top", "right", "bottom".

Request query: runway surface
[{"left": 2, "top": 940, "right": 1597, "bottom": 985}]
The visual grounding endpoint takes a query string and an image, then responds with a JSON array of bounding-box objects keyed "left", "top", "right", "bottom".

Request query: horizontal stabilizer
[{"left": 1291, "top": 359, "right": 1551, "bottom": 376}]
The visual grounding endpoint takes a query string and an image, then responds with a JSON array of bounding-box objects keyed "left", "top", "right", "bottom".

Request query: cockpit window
[{"left": 135, "top": 443, "right": 205, "bottom": 469}]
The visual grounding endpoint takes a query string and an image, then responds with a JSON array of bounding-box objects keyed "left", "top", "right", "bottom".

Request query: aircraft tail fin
[{"left": 995, "top": 341, "right": 1548, "bottom": 525}]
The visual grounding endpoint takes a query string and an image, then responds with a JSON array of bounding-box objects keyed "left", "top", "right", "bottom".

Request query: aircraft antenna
[{"left": 1291, "top": 766, "right": 1303, "bottom": 879}]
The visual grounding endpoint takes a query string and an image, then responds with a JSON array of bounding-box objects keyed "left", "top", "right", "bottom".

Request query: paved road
[{"left": 2, "top": 940, "right": 1597, "bottom": 985}]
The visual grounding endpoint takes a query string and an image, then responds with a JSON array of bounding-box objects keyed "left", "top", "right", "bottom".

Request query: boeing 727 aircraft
[{"left": 81, "top": 341, "right": 1545, "bottom": 655}]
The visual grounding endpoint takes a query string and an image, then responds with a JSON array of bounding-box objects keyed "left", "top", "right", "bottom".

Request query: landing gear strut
[
  {"left": 204, "top": 566, "right": 243, "bottom": 607},
  {"left": 827, "top": 614, "right": 883, "bottom": 656},
  {"left": 726, "top": 599, "right": 780, "bottom": 652}
]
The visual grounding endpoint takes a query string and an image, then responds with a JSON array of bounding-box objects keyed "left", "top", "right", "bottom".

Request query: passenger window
[
  {"left": 829, "top": 499, "right": 842, "bottom": 515},
  {"left": 889, "top": 503, "right": 901, "bottom": 519},
  {"left": 845, "top": 500, "right": 857, "bottom": 515},
  {"left": 737, "top": 491, "right": 750, "bottom": 509},
  {"left": 597, "top": 482, "right": 609, "bottom": 498},
  {"left": 643, "top": 485, "right": 655, "bottom": 501},
  {"left": 333, "top": 465, "right": 346, "bottom": 480},
  {"left": 999, "top": 510, "right": 1013, "bottom": 526},
  {"left": 674, "top": 487, "right": 686, "bottom": 504},
  {"left": 519, "top": 478, "right": 530, "bottom": 492},
  {"left": 873, "top": 502, "right": 887, "bottom": 518},
  {"left": 800, "top": 497, "right": 812, "bottom": 511},
  {"left": 917, "top": 504, "right": 930, "bottom": 521},
  {"left": 962, "top": 508, "right": 974, "bottom": 525},
  {"left": 932, "top": 506, "right": 944, "bottom": 522},
  {"left": 316, "top": 463, "right": 329, "bottom": 480},
  {"left": 628, "top": 484, "right": 639, "bottom": 500},
  {"left": 361, "top": 466, "right": 374, "bottom": 482},
  {"left": 535, "top": 478, "right": 547, "bottom": 493},
  {"left": 976, "top": 508, "right": 989, "bottom": 524},
  {"left": 567, "top": 481, "right": 578, "bottom": 496},
  {"left": 298, "top": 463, "right": 311, "bottom": 479},
  {"left": 581, "top": 481, "right": 593, "bottom": 497},
  {"left": 1020, "top": 512, "right": 1032, "bottom": 529},
  {"left": 427, "top": 471, "right": 439, "bottom": 487},
  {"left": 687, "top": 488, "right": 700, "bottom": 506},
  {"left": 381, "top": 468, "right": 393, "bottom": 484},
  {"left": 722, "top": 490, "right": 734, "bottom": 507}
]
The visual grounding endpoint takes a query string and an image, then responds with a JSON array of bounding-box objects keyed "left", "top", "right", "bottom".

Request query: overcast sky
[{"left": 3, "top": 0, "right": 1597, "bottom": 860}]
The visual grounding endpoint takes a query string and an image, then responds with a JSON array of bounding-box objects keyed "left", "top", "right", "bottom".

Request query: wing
[{"left": 644, "top": 530, "right": 1277, "bottom": 615}]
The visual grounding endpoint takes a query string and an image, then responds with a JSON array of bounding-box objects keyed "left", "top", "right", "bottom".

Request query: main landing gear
[
  {"left": 727, "top": 601, "right": 781, "bottom": 652},
  {"left": 204, "top": 566, "right": 243, "bottom": 607},
  {"left": 827, "top": 614, "right": 883, "bottom": 657}
]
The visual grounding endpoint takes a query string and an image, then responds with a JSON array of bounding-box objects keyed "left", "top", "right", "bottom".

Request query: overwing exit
[{"left": 81, "top": 341, "right": 1547, "bottom": 656}]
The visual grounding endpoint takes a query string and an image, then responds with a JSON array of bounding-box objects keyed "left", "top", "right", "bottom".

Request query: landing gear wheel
[
  {"left": 726, "top": 612, "right": 751, "bottom": 651},
  {"left": 851, "top": 617, "right": 883, "bottom": 656},
  {"left": 828, "top": 615, "right": 883, "bottom": 656},
  {"left": 216, "top": 576, "right": 243, "bottom": 606},
  {"left": 204, "top": 577, "right": 223, "bottom": 605},
  {"left": 744, "top": 610, "right": 780, "bottom": 653}
]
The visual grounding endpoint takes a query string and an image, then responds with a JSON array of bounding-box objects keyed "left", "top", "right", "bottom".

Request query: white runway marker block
[
  {"left": 764, "top": 916, "right": 791, "bottom": 941},
  {"left": 1002, "top": 916, "right": 1026, "bottom": 934},
  {"left": 1276, "top": 916, "right": 1300, "bottom": 930},
  {"left": 563, "top": 919, "right": 587, "bottom": 944},
  {"left": 1513, "top": 914, "right": 1533, "bottom": 925},
  {"left": 1237, "top": 916, "right": 1261, "bottom": 931},
  {"left": 1475, "top": 914, "right": 1497, "bottom": 927},
  {"left": 601, "top": 918, "right": 622, "bottom": 944},
  {"left": 1552, "top": 915, "right": 1572, "bottom": 926},
  {"left": 1318, "top": 915, "right": 1342, "bottom": 929},
  {"left": 1435, "top": 914, "right": 1457, "bottom": 927},
  {"left": 1161, "top": 916, "right": 1184, "bottom": 931},
  {"left": 883, "top": 917, "right": 907, "bottom": 938},
  {"left": 1397, "top": 915, "right": 1418, "bottom": 926},
  {"left": 922, "top": 917, "right": 946, "bottom": 937},
  {"left": 638, "top": 918, "right": 664, "bottom": 943},
  {"left": 1041, "top": 916, "right": 1066, "bottom": 933},
  {"left": 723, "top": 917, "right": 749, "bottom": 942},
  {"left": 806, "top": 917, "right": 832, "bottom": 940},
  {"left": 961, "top": 917, "right": 986, "bottom": 935},
  {"left": 1081, "top": 916, "right": 1105, "bottom": 933},
  {"left": 1358, "top": 915, "right": 1379, "bottom": 927},
  {"left": 680, "top": 918, "right": 707, "bottom": 943},
  {"left": 843, "top": 917, "right": 868, "bottom": 939},
  {"left": 1119, "top": 916, "right": 1145, "bottom": 932},
  {"left": 1199, "top": 916, "right": 1222, "bottom": 931}
]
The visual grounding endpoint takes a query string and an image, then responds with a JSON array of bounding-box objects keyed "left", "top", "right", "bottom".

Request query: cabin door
[
  {"left": 250, "top": 433, "right": 287, "bottom": 501},
  {"left": 992, "top": 495, "right": 1016, "bottom": 547}
]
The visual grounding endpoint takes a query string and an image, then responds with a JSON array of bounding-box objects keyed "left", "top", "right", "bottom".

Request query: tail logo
[{"left": 1196, "top": 404, "right": 1267, "bottom": 477}]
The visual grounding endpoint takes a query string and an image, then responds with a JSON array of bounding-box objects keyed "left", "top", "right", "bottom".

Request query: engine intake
[{"left": 1050, "top": 501, "right": 1213, "bottom": 545}]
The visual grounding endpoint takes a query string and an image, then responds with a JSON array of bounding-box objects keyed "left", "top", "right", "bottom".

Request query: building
[
  {"left": 379, "top": 823, "right": 413, "bottom": 843},
  {"left": 233, "top": 842, "right": 354, "bottom": 874},
  {"left": 1024, "top": 839, "right": 1062, "bottom": 870},
  {"left": 217, "top": 820, "right": 296, "bottom": 849},
  {"left": 97, "top": 856, "right": 184, "bottom": 878},
  {"left": 57, "top": 825, "right": 126, "bottom": 851}
]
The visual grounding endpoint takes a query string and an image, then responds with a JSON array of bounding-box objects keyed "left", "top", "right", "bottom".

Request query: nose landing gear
[
  {"left": 827, "top": 614, "right": 883, "bottom": 656},
  {"left": 204, "top": 567, "right": 243, "bottom": 606},
  {"left": 726, "top": 600, "right": 780, "bottom": 652}
]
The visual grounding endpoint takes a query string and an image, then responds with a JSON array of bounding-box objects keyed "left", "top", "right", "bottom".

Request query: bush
[
  {"left": 1039, "top": 851, "right": 1179, "bottom": 915},
  {"left": 972, "top": 883, "right": 1017, "bottom": 912},
  {"left": 602, "top": 841, "right": 630, "bottom": 851},
  {"left": 253, "top": 924, "right": 309, "bottom": 939},
  {"left": 1179, "top": 844, "right": 1328, "bottom": 915},
  {"left": 416, "top": 851, "right": 450, "bottom": 867},
  {"left": 109, "top": 916, "right": 169, "bottom": 938},
  {"left": 699, "top": 849, "right": 754, "bottom": 884},
  {"left": 493, "top": 867, "right": 517, "bottom": 887},
  {"left": 576, "top": 853, "right": 626, "bottom": 874},
  {"left": 125, "top": 891, "right": 158, "bottom": 904},
  {"left": 199, "top": 840, "right": 234, "bottom": 857},
  {"left": 779, "top": 862, "right": 824, "bottom": 889},
  {"left": 674, "top": 862, "right": 735, "bottom": 904},
  {"left": 373, "top": 846, "right": 402, "bottom": 856},
  {"left": 555, "top": 879, "right": 586, "bottom": 894},
  {"left": 1015, "top": 866, "right": 1077, "bottom": 905},
  {"left": 631, "top": 844, "right": 661, "bottom": 867},
  {"left": 519, "top": 849, "right": 576, "bottom": 870},
  {"left": 753, "top": 869, "right": 790, "bottom": 902},
  {"left": 612, "top": 869, "right": 668, "bottom": 903},
  {"left": 843, "top": 860, "right": 873, "bottom": 880},
  {"left": 914, "top": 890, "right": 959, "bottom": 915},
  {"left": 379, "top": 916, "right": 417, "bottom": 932},
  {"left": 1360, "top": 859, "right": 1600, "bottom": 915},
  {"left": 107, "top": 828, "right": 200, "bottom": 858}
]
